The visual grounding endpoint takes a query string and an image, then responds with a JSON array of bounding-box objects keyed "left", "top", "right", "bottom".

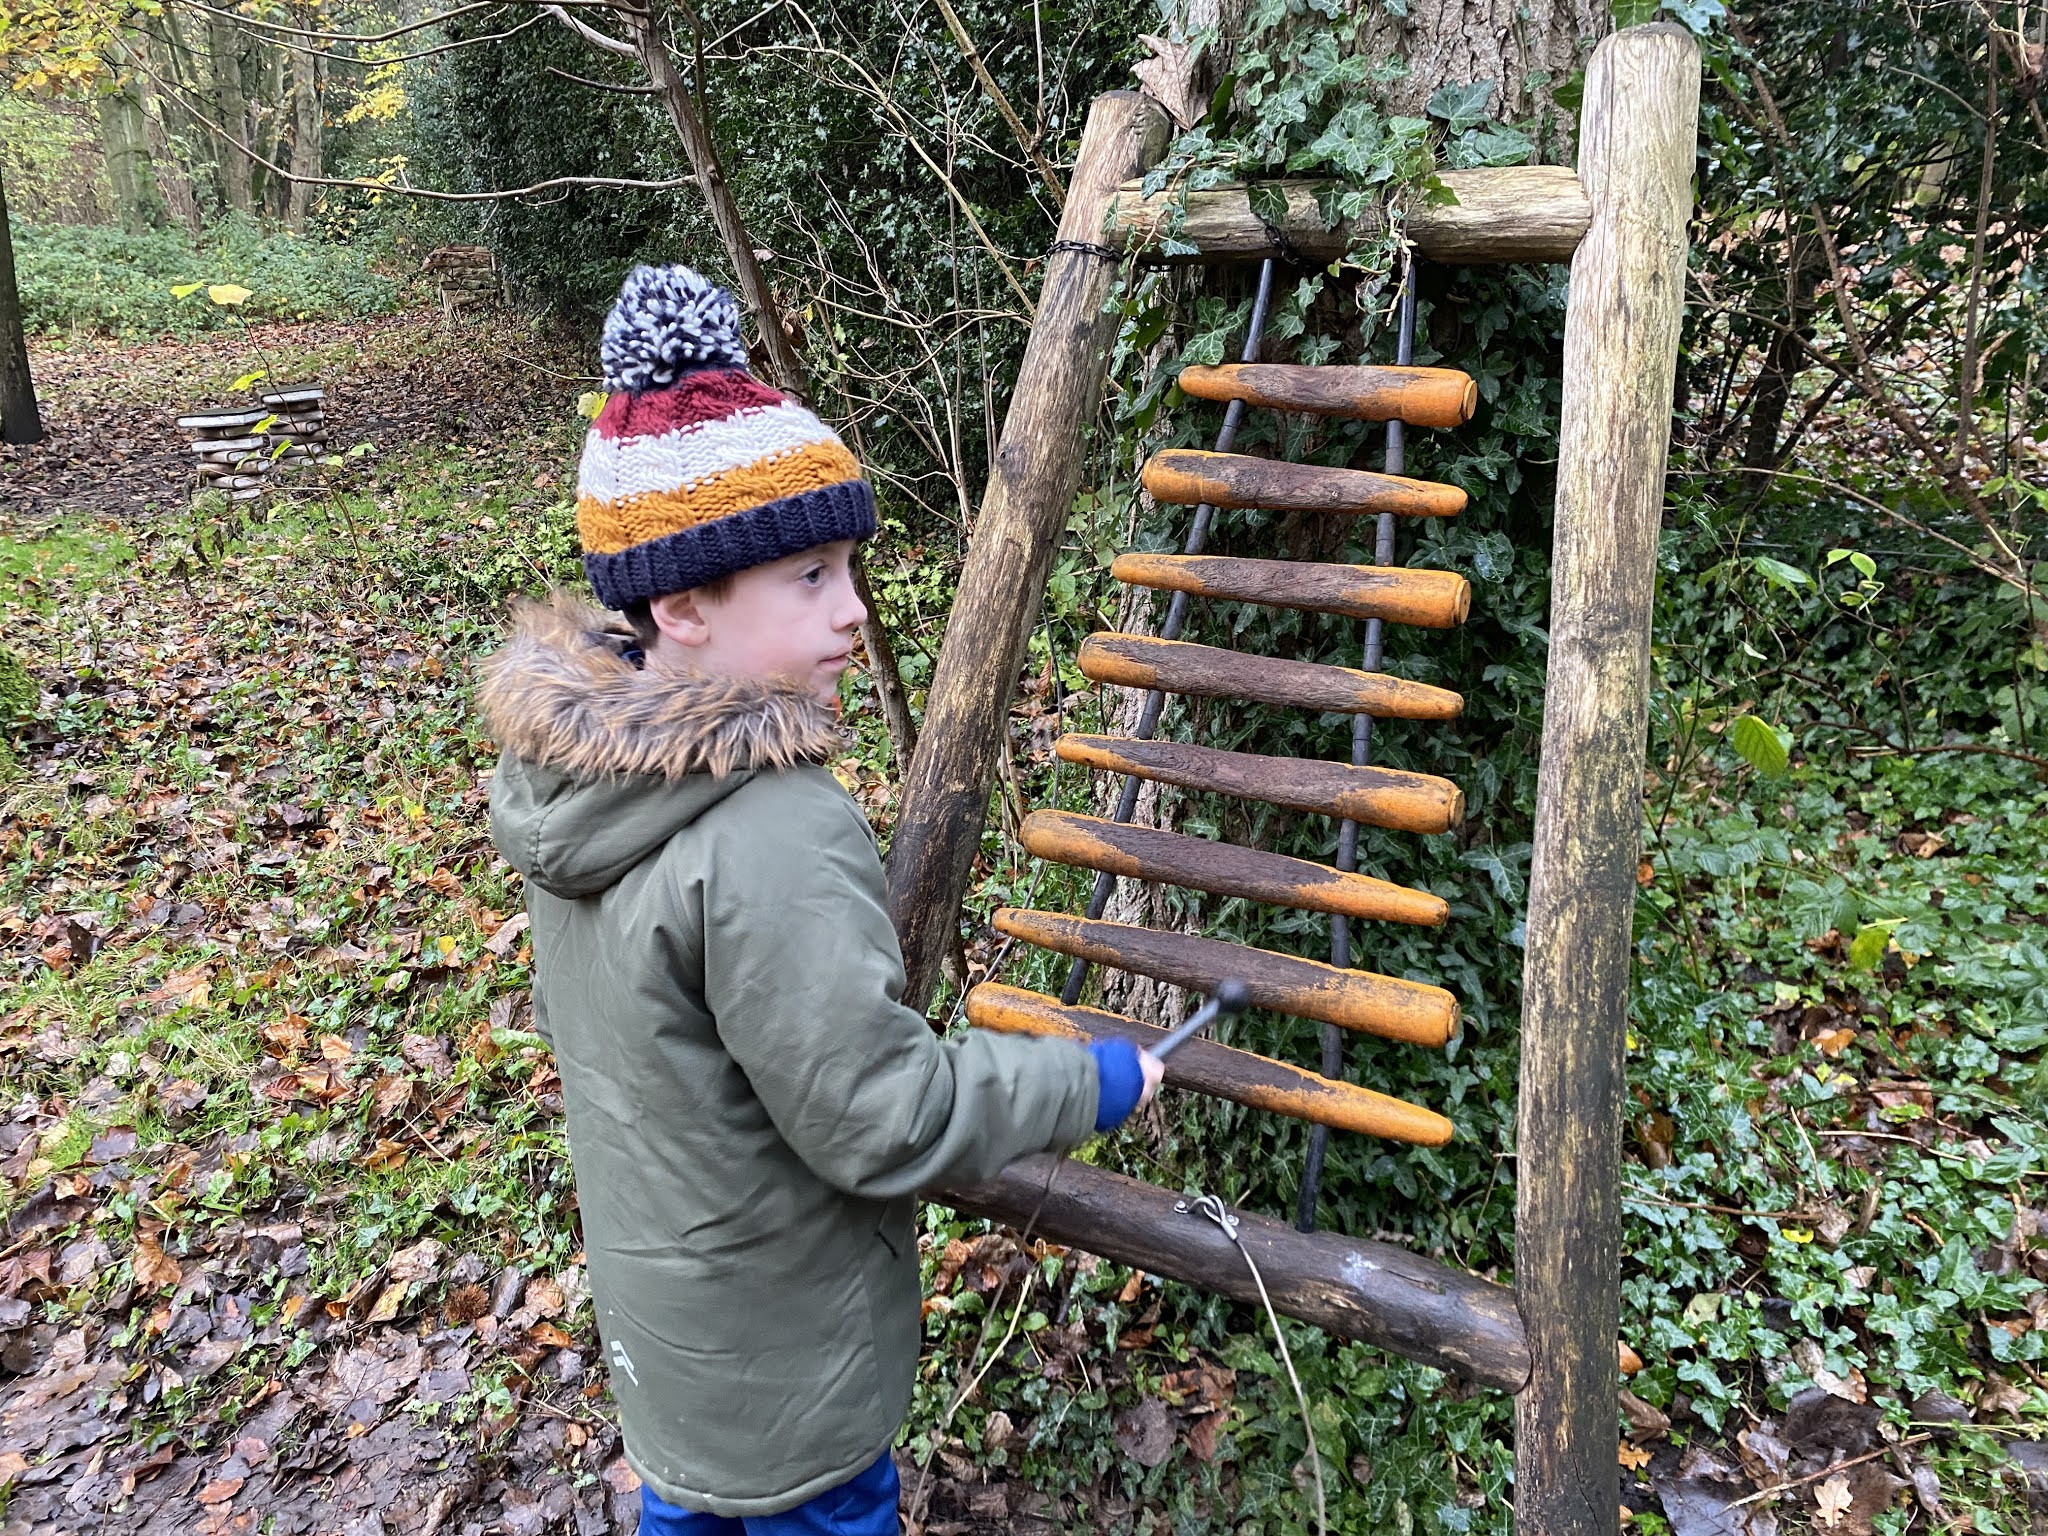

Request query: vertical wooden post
[
  {"left": 885, "top": 91, "right": 1170, "bottom": 1013},
  {"left": 1513, "top": 23, "right": 1698, "bottom": 1536}
]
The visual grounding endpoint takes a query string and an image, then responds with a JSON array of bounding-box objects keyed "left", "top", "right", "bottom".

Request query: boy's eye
[{"left": 802, "top": 566, "right": 825, "bottom": 585}]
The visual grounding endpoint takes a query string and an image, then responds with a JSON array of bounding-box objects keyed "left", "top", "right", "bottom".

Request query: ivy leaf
[
  {"left": 1471, "top": 531, "right": 1515, "bottom": 583},
  {"left": 1751, "top": 555, "right": 1813, "bottom": 591},
  {"left": 1728, "top": 714, "right": 1790, "bottom": 777},
  {"left": 1847, "top": 919, "right": 1904, "bottom": 972},
  {"left": 1446, "top": 124, "right": 1535, "bottom": 169},
  {"left": 1424, "top": 80, "right": 1495, "bottom": 133},
  {"left": 1611, "top": 0, "right": 1662, "bottom": 26}
]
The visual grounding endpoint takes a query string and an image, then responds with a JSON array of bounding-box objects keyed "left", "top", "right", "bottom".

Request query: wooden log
[
  {"left": 884, "top": 92, "right": 1172, "bottom": 1014},
  {"left": 1514, "top": 27, "right": 1700, "bottom": 1536},
  {"left": 1111, "top": 553, "right": 1470, "bottom": 629},
  {"left": 1019, "top": 811, "right": 1450, "bottom": 928},
  {"left": 1177, "top": 363, "right": 1476, "bottom": 427},
  {"left": 933, "top": 1154, "right": 1529, "bottom": 1391},
  {"left": 1054, "top": 733, "right": 1464, "bottom": 833},
  {"left": 967, "top": 983, "right": 1452, "bottom": 1140},
  {"left": 1107, "top": 165, "right": 1591, "bottom": 265},
  {"left": 991, "top": 910, "right": 1458, "bottom": 1045},
  {"left": 1078, "top": 633, "right": 1464, "bottom": 720},
  {"left": 177, "top": 408, "right": 267, "bottom": 431},
  {"left": 1143, "top": 449, "right": 1466, "bottom": 518}
]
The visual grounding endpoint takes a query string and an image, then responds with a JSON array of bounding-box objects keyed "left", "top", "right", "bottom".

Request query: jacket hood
[{"left": 479, "top": 591, "right": 846, "bottom": 898}]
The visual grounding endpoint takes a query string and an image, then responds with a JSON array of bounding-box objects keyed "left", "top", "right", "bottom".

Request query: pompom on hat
[{"left": 576, "top": 265, "right": 876, "bottom": 609}]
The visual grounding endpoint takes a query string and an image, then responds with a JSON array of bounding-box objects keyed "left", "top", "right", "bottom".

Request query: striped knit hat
[{"left": 576, "top": 265, "right": 876, "bottom": 608}]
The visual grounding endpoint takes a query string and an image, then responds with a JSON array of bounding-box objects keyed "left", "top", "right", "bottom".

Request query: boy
[{"left": 480, "top": 265, "right": 1161, "bottom": 1534}]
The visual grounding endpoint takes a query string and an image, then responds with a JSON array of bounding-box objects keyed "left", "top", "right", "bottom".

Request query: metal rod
[
  {"left": 1060, "top": 259, "right": 1279, "bottom": 1007},
  {"left": 1297, "top": 260, "right": 1418, "bottom": 1233},
  {"left": 1143, "top": 978, "right": 1253, "bottom": 1060}
]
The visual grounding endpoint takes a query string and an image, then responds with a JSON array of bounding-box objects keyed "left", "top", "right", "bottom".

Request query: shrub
[{"left": 14, "top": 215, "right": 408, "bottom": 337}]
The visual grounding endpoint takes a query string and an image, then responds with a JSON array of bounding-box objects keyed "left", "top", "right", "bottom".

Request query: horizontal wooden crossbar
[
  {"left": 1078, "top": 634, "right": 1465, "bottom": 720},
  {"left": 1020, "top": 811, "right": 1450, "bottom": 928},
  {"left": 992, "top": 909, "right": 1459, "bottom": 1046},
  {"left": 1143, "top": 450, "right": 1467, "bottom": 518},
  {"left": 967, "top": 982, "right": 1453, "bottom": 1142},
  {"left": 1106, "top": 166, "right": 1591, "bottom": 266},
  {"left": 1055, "top": 734, "right": 1465, "bottom": 833},
  {"left": 1111, "top": 552, "right": 1471, "bottom": 629},
  {"left": 933, "top": 1154, "right": 1531, "bottom": 1392},
  {"left": 1177, "top": 363, "right": 1477, "bottom": 426}
]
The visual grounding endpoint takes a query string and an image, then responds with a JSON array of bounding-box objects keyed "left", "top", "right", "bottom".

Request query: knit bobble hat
[{"left": 576, "top": 264, "right": 876, "bottom": 609}]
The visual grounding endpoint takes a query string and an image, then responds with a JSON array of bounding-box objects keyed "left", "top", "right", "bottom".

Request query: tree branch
[
  {"left": 546, "top": 64, "right": 662, "bottom": 92},
  {"left": 166, "top": 0, "right": 513, "bottom": 45},
  {"left": 930, "top": 0, "right": 1064, "bottom": 207},
  {"left": 545, "top": 2, "right": 640, "bottom": 57},
  {"left": 140, "top": 61, "right": 693, "bottom": 202}
]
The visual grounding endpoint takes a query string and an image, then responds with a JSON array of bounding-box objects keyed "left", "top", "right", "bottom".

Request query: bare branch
[
  {"left": 140, "top": 60, "right": 692, "bottom": 202},
  {"left": 546, "top": 3, "right": 640, "bottom": 57},
  {"left": 546, "top": 64, "right": 663, "bottom": 92},
  {"left": 167, "top": 0, "right": 509, "bottom": 45},
  {"left": 930, "top": 0, "right": 1064, "bottom": 206}
]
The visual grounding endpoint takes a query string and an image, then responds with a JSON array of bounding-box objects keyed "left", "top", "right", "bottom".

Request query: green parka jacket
[{"left": 479, "top": 595, "right": 1100, "bottom": 1517}]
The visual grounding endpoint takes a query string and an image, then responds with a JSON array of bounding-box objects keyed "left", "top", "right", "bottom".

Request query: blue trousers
[{"left": 639, "top": 1453, "right": 900, "bottom": 1536}]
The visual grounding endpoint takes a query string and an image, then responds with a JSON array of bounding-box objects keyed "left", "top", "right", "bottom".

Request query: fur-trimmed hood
[
  {"left": 479, "top": 591, "right": 847, "bottom": 899},
  {"left": 479, "top": 591, "right": 844, "bottom": 781}
]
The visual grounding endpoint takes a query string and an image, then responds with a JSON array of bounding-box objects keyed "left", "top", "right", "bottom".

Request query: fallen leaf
[
  {"left": 365, "top": 1281, "right": 410, "bottom": 1324},
  {"left": 133, "top": 1234, "right": 182, "bottom": 1289},
  {"left": 88, "top": 1125, "right": 139, "bottom": 1164},
  {"left": 1619, "top": 1441, "right": 1653, "bottom": 1471},
  {"left": 1813, "top": 1472, "right": 1852, "bottom": 1528},
  {"left": 386, "top": 1237, "right": 443, "bottom": 1284},
  {"left": 1113, "top": 1396, "right": 1174, "bottom": 1467}
]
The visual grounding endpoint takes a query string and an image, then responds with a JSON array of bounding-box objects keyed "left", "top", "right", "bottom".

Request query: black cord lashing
[{"left": 1046, "top": 238, "right": 1124, "bottom": 263}]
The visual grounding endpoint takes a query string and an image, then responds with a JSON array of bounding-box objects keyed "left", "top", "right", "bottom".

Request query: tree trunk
[
  {"left": 210, "top": 15, "right": 253, "bottom": 214},
  {"left": 286, "top": 13, "right": 324, "bottom": 229},
  {"left": 252, "top": 43, "right": 290, "bottom": 218},
  {"left": 97, "top": 52, "right": 169, "bottom": 234},
  {"left": 1363, "top": 0, "right": 1606, "bottom": 156},
  {"left": 140, "top": 22, "right": 206, "bottom": 234},
  {"left": 622, "top": 1, "right": 808, "bottom": 400},
  {"left": 0, "top": 169, "right": 43, "bottom": 447}
]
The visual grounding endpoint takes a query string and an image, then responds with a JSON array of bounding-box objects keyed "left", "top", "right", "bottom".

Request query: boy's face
[{"left": 649, "top": 540, "right": 868, "bottom": 705}]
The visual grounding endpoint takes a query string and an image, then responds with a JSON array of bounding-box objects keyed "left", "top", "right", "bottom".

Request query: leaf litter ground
[{"left": 2, "top": 312, "right": 2046, "bottom": 1535}]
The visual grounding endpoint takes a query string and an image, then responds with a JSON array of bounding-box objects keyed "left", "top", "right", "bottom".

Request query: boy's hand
[{"left": 1136, "top": 1049, "right": 1165, "bottom": 1111}]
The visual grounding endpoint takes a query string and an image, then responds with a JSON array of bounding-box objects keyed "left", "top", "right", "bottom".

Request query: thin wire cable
[
  {"left": 1060, "top": 259, "right": 1279, "bottom": 1007},
  {"left": 1186, "top": 1194, "right": 1327, "bottom": 1536},
  {"left": 1297, "top": 259, "right": 1419, "bottom": 1233}
]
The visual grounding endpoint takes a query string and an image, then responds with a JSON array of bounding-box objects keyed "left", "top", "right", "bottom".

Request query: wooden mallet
[{"left": 1144, "top": 978, "right": 1252, "bottom": 1062}]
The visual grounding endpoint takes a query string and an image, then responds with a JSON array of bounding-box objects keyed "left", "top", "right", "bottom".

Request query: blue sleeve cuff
[{"left": 1089, "top": 1039, "right": 1145, "bottom": 1132}]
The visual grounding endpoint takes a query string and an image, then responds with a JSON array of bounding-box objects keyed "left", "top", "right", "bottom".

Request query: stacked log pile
[
  {"left": 178, "top": 406, "right": 272, "bottom": 501},
  {"left": 178, "top": 385, "right": 327, "bottom": 501},
  {"left": 423, "top": 245, "right": 502, "bottom": 319},
  {"left": 261, "top": 387, "right": 327, "bottom": 468}
]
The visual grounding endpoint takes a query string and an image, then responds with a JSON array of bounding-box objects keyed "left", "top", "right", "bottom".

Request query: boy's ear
[{"left": 649, "top": 589, "right": 713, "bottom": 650}]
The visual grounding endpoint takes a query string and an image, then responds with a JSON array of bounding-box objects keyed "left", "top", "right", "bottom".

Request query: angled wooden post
[
  {"left": 1513, "top": 23, "right": 1699, "bottom": 1535},
  {"left": 885, "top": 90, "right": 1170, "bottom": 1014}
]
